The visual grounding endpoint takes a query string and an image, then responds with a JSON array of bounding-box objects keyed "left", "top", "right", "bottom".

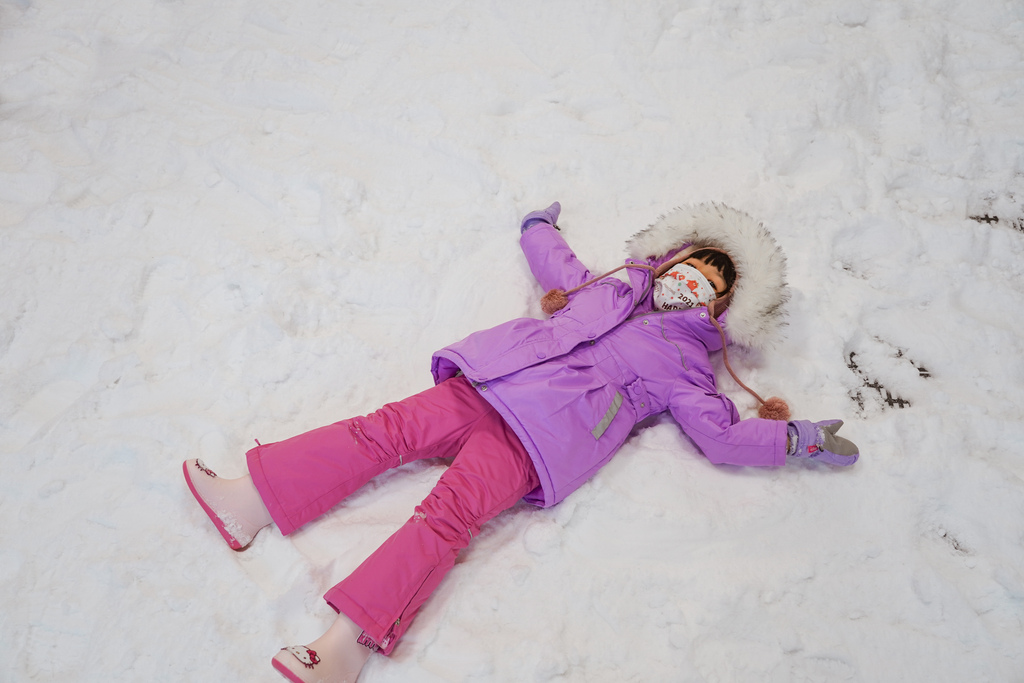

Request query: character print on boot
[
  {"left": 281, "top": 646, "right": 320, "bottom": 669},
  {"left": 272, "top": 613, "right": 372, "bottom": 683}
]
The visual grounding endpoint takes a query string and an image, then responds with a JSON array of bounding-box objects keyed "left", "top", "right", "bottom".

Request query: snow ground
[{"left": 2, "top": 1, "right": 1024, "bottom": 681}]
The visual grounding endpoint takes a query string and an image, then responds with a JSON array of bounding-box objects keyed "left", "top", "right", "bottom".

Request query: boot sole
[{"left": 271, "top": 653, "right": 309, "bottom": 683}]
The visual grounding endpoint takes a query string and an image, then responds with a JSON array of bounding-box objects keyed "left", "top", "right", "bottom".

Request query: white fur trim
[{"left": 626, "top": 203, "right": 788, "bottom": 350}]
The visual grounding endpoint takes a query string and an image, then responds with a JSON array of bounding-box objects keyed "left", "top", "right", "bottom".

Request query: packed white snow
[{"left": 2, "top": 1, "right": 1023, "bottom": 681}]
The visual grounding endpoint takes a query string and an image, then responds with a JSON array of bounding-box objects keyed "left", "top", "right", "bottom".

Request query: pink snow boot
[
  {"left": 182, "top": 458, "right": 273, "bottom": 551},
  {"left": 272, "top": 613, "right": 372, "bottom": 683}
]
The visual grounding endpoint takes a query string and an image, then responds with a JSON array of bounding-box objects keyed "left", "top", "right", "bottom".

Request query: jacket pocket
[{"left": 624, "top": 378, "right": 655, "bottom": 421}]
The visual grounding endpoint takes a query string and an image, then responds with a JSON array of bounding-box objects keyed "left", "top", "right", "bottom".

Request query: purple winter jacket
[{"left": 431, "top": 204, "right": 790, "bottom": 508}]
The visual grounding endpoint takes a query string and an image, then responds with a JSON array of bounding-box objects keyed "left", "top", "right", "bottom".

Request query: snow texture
[{"left": 2, "top": 1, "right": 1024, "bottom": 681}]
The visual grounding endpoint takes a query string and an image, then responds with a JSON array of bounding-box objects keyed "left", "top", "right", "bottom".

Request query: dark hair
[{"left": 689, "top": 248, "right": 736, "bottom": 295}]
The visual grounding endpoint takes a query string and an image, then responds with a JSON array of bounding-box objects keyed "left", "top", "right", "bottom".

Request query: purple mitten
[
  {"left": 521, "top": 201, "right": 561, "bottom": 233},
  {"left": 788, "top": 419, "right": 859, "bottom": 466}
]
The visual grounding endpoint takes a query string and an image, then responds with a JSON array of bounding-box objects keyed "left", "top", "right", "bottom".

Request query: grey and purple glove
[
  {"left": 787, "top": 420, "right": 859, "bottom": 466},
  {"left": 521, "top": 201, "right": 561, "bottom": 234}
]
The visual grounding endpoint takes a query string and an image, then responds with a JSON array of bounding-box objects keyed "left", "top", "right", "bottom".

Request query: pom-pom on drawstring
[
  {"left": 758, "top": 396, "right": 791, "bottom": 422},
  {"left": 541, "top": 289, "right": 570, "bottom": 315}
]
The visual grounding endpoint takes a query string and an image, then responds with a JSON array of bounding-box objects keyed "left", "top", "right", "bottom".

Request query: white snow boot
[
  {"left": 272, "top": 613, "right": 372, "bottom": 683},
  {"left": 182, "top": 458, "right": 272, "bottom": 550}
]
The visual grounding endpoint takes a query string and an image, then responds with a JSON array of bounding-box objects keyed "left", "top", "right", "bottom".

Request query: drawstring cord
[
  {"left": 706, "top": 302, "right": 766, "bottom": 405},
  {"left": 542, "top": 246, "right": 733, "bottom": 315},
  {"left": 541, "top": 263, "right": 657, "bottom": 315},
  {"left": 707, "top": 300, "right": 790, "bottom": 421}
]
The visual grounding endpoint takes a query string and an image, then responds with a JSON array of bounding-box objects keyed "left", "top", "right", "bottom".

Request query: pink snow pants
[{"left": 246, "top": 376, "right": 539, "bottom": 655}]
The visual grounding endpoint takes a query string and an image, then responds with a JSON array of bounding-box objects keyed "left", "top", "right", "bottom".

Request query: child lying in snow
[{"left": 183, "top": 202, "right": 859, "bottom": 683}]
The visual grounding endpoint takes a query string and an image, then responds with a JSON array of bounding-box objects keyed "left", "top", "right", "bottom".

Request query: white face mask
[{"left": 653, "top": 263, "right": 718, "bottom": 310}]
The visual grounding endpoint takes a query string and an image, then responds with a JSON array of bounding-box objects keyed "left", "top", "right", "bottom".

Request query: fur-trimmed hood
[{"left": 626, "top": 203, "right": 789, "bottom": 350}]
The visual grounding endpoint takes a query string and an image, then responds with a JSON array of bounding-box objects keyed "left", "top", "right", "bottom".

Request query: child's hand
[
  {"left": 787, "top": 419, "right": 859, "bottom": 466},
  {"left": 521, "top": 202, "right": 561, "bottom": 233}
]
